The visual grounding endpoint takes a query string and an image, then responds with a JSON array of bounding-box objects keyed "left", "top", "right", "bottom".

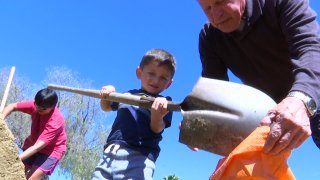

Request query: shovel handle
[
  {"left": 0, "top": 66, "right": 15, "bottom": 112},
  {"left": 48, "top": 84, "right": 181, "bottom": 112}
]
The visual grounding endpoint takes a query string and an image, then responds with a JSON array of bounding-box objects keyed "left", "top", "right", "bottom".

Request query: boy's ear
[
  {"left": 166, "top": 79, "right": 173, "bottom": 89},
  {"left": 136, "top": 66, "right": 142, "bottom": 79}
]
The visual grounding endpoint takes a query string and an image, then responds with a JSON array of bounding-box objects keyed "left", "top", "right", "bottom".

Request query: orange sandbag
[{"left": 210, "top": 126, "right": 295, "bottom": 180}]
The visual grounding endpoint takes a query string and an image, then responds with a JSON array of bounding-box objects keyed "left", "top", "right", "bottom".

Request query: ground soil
[{"left": 0, "top": 120, "right": 25, "bottom": 180}]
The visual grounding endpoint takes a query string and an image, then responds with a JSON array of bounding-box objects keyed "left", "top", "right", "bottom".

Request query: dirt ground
[{"left": 0, "top": 120, "right": 25, "bottom": 180}]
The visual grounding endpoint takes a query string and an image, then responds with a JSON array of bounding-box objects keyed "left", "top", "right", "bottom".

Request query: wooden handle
[
  {"left": 0, "top": 66, "right": 15, "bottom": 112},
  {"left": 48, "top": 84, "right": 181, "bottom": 111}
]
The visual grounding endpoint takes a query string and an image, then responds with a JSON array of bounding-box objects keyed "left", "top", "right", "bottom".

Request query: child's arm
[
  {"left": 0, "top": 103, "right": 18, "bottom": 120},
  {"left": 100, "top": 85, "right": 116, "bottom": 112},
  {"left": 150, "top": 97, "right": 169, "bottom": 133},
  {"left": 19, "top": 140, "right": 47, "bottom": 161}
]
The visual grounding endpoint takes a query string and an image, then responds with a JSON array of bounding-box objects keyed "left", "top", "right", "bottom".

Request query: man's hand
[{"left": 261, "top": 96, "right": 311, "bottom": 154}]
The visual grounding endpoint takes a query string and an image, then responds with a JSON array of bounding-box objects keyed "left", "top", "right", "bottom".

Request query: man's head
[
  {"left": 198, "top": 0, "right": 246, "bottom": 33},
  {"left": 136, "top": 48, "right": 176, "bottom": 94},
  {"left": 34, "top": 88, "right": 58, "bottom": 114}
]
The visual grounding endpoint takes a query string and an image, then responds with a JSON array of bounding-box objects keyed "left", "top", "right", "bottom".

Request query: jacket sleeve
[
  {"left": 199, "top": 23, "right": 229, "bottom": 81},
  {"left": 278, "top": 0, "right": 320, "bottom": 109}
]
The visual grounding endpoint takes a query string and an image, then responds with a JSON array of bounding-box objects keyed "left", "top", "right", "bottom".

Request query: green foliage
[
  {"left": 44, "top": 66, "right": 111, "bottom": 179},
  {"left": 0, "top": 67, "right": 35, "bottom": 147},
  {"left": 0, "top": 66, "right": 111, "bottom": 179},
  {"left": 163, "top": 174, "right": 180, "bottom": 180}
]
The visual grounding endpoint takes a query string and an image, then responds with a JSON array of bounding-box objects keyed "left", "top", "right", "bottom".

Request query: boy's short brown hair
[{"left": 140, "top": 48, "right": 176, "bottom": 78}]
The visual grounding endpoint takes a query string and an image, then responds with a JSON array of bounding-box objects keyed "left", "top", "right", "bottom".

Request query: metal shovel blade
[{"left": 179, "top": 77, "right": 276, "bottom": 156}]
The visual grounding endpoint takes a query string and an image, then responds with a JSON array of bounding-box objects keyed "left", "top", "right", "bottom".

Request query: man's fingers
[
  {"left": 263, "top": 122, "right": 282, "bottom": 153},
  {"left": 260, "top": 110, "right": 277, "bottom": 126},
  {"left": 264, "top": 123, "right": 308, "bottom": 154},
  {"left": 280, "top": 127, "right": 309, "bottom": 152},
  {"left": 261, "top": 116, "right": 272, "bottom": 126},
  {"left": 269, "top": 129, "right": 294, "bottom": 155}
]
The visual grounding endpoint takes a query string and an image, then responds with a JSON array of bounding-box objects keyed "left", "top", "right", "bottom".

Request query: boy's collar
[{"left": 138, "top": 89, "right": 159, "bottom": 97}]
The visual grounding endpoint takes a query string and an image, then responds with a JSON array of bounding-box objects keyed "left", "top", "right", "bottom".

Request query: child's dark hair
[
  {"left": 34, "top": 88, "right": 58, "bottom": 108},
  {"left": 140, "top": 48, "right": 176, "bottom": 78}
]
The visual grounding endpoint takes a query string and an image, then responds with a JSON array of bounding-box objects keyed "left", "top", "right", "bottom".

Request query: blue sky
[{"left": 1, "top": 1, "right": 320, "bottom": 179}]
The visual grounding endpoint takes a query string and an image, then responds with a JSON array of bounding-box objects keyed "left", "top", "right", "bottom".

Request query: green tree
[
  {"left": 43, "top": 66, "right": 110, "bottom": 179},
  {"left": 163, "top": 175, "right": 180, "bottom": 180},
  {"left": 0, "top": 67, "right": 35, "bottom": 148},
  {"left": 1, "top": 66, "right": 111, "bottom": 179}
]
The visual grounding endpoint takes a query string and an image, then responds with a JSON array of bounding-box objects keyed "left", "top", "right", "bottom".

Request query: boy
[
  {"left": 0, "top": 88, "right": 67, "bottom": 179},
  {"left": 92, "top": 48, "right": 176, "bottom": 180}
]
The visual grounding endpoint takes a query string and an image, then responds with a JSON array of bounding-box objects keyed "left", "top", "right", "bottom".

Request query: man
[{"left": 197, "top": 0, "right": 320, "bottom": 154}]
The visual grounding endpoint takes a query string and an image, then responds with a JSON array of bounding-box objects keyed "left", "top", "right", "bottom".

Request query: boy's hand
[
  {"left": 100, "top": 85, "right": 116, "bottom": 98},
  {"left": 150, "top": 97, "right": 169, "bottom": 133},
  {"left": 151, "top": 97, "right": 169, "bottom": 117}
]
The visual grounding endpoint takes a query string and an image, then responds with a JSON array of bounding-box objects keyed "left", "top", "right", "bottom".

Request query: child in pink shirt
[{"left": 0, "top": 88, "right": 67, "bottom": 179}]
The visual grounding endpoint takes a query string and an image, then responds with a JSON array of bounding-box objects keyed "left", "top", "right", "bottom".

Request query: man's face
[{"left": 198, "top": 0, "right": 246, "bottom": 33}]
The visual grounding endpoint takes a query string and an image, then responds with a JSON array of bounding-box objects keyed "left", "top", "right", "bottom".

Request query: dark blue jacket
[
  {"left": 106, "top": 89, "right": 172, "bottom": 161},
  {"left": 199, "top": 0, "right": 320, "bottom": 147}
]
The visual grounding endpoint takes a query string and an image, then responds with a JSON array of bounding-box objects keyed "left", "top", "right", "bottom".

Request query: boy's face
[
  {"left": 136, "top": 61, "right": 173, "bottom": 94},
  {"left": 35, "top": 103, "right": 54, "bottom": 115}
]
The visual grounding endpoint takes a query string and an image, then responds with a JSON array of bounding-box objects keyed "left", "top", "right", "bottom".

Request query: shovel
[
  {"left": 48, "top": 77, "right": 276, "bottom": 156},
  {"left": 178, "top": 77, "right": 276, "bottom": 156},
  {"left": 1, "top": 66, "right": 15, "bottom": 112}
]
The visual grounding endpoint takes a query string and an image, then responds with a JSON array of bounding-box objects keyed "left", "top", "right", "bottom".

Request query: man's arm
[
  {"left": 279, "top": 0, "right": 320, "bottom": 107},
  {"left": 199, "top": 23, "right": 229, "bottom": 81},
  {"left": 261, "top": 0, "right": 320, "bottom": 154}
]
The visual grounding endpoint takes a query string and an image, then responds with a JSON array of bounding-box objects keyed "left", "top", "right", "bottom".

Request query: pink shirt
[{"left": 17, "top": 101, "right": 67, "bottom": 159}]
